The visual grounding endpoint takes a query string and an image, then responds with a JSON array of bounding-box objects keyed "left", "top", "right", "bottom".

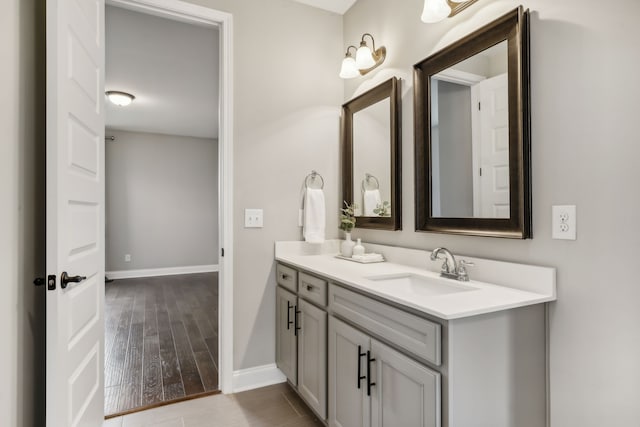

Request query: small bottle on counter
[{"left": 352, "top": 238, "right": 365, "bottom": 257}]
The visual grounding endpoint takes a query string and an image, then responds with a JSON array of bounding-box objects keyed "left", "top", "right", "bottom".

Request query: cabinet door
[
  {"left": 276, "top": 287, "right": 297, "bottom": 385},
  {"left": 298, "top": 299, "right": 327, "bottom": 419},
  {"left": 370, "top": 340, "right": 441, "bottom": 427},
  {"left": 328, "top": 317, "right": 370, "bottom": 427}
]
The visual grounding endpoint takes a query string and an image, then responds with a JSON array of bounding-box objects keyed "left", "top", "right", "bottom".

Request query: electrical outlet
[
  {"left": 244, "top": 208, "right": 264, "bottom": 228},
  {"left": 125, "top": 254, "right": 131, "bottom": 262},
  {"left": 552, "top": 205, "right": 576, "bottom": 240}
]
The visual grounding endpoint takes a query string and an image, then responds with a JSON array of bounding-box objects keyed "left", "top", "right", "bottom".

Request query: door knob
[{"left": 60, "top": 271, "right": 86, "bottom": 289}]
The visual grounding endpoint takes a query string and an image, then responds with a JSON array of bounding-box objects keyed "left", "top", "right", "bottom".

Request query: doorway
[
  {"left": 44, "top": 0, "right": 233, "bottom": 424},
  {"left": 102, "top": 0, "right": 230, "bottom": 417}
]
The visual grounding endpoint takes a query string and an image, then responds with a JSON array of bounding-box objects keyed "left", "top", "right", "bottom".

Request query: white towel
[
  {"left": 363, "top": 189, "right": 382, "bottom": 216},
  {"left": 303, "top": 188, "right": 325, "bottom": 243}
]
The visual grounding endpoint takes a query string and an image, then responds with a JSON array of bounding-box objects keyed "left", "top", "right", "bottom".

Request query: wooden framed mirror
[
  {"left": 414, "top": 6, "right": 531, "bottom": 238},
  {"left": 342, "top": 77, "right": 401, "bottom": 230}
]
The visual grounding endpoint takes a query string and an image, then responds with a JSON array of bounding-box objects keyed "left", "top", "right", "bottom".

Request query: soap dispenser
[{"left": 352, "top": 238, "right": 365, "bottom": 256}]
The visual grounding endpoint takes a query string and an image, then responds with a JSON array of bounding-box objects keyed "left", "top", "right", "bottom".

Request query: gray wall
[
  {"left": 106, "top": 129, "right": 219, "bottom": 272},
  {"left": 344, "top": 0, "right": 640, "bottom": 425},
  {"left": 0, "top": 0, "right": 46, "bottom": 426},
  {"left": 182, "top": 0, "right": 344, "bottom": 370},
  {"left": 437, "top": 80, "right": 473, "bottom": 217}
]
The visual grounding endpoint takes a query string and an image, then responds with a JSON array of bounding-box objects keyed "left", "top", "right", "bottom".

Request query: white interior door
[
  {"left": 46, "top": 0, "right": 106, "bottom": 426},
  {"left": 474, "top": 73, "right": 510, "bottom": 218}
]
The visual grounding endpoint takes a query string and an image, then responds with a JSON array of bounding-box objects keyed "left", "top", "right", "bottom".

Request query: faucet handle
[
  {"left": 457, "top": 259, "right": 474, "bottom": 281},
  {"left": 440, "top": 260, "right": 451, "bottom": 273}
]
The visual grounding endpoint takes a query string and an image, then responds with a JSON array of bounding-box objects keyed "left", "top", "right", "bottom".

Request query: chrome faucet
[{"left": 430, "top": 247, "right": 474, "bottom": 281}]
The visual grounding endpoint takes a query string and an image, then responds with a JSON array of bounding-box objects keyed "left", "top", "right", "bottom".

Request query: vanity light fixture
[
  {"left": 105, "top": 90, "right": 135, "bottom": 107},
  {"left": 421, "top": 0, "right": 479, "bottom": 24},
  {"left": 339, "top": 33, "right": 386, "bottom": 79}
]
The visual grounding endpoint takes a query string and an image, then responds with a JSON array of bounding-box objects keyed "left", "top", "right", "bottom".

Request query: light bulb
[
  {"left": 355, "top": 43, "right": 376, "bottom": 69},
  {"left": 339, "top": 56, "right": 359, "bottom": 79},
  {"left": 421, "top": 0, "right": 451, "bottom": 23}
]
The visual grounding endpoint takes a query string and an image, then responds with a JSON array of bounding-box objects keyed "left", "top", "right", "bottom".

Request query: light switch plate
[
  {"left": 245, "top": 208, "right": 264, "bottom": 228},
  {"left": 552, "top": 205, "right": 576, "bottom": 240}
]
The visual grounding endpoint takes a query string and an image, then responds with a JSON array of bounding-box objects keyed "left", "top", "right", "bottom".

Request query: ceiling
[
  {"left": 290, "top": 0, "right": 357, "bottom": 14},
  {"left": 105, "top": 5, "right": 219, "bottom": 139}
]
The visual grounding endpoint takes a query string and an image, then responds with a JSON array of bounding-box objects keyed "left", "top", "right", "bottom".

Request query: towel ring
[
  {"left": 305, "top": 170, "right": 324, "bottom": 189},
  {"left": 361, "top": 173, "right": 379, "bottom": 192}
]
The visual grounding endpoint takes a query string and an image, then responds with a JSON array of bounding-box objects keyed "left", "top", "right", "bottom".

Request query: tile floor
[{"left": 104, "top": 383, "right": 324, "bottom": 427}]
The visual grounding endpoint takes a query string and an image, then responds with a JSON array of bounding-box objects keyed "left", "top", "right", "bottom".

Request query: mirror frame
[
  {"left": 342, "top": 77, "right": 402, "bottom": 230},
  {"left": 414, "top": 6, "right": 531, "bottom": 239}
]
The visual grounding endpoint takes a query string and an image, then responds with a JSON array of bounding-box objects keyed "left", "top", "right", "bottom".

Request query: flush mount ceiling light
[
  {"left": 105, "top": 90, "right": 135, "bottom": 107},
  {"left": 421, "top": 0, "right": 479, "bottom": 23},
  {"left": 339, "top": 33, "right": 386, "bottom": 79}
]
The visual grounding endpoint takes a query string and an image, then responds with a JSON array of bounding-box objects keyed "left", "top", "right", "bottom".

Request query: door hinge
[
  {"left": 479, "top": 168, "right": 483, "bottom": 176},
  {"left": 221, "top": 248, "right": 225, "bottom": 257},
  {"left": 478, "top": 102, "right": 481, "bottom": 111}
]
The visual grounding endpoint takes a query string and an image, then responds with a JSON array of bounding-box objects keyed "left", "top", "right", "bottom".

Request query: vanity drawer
[
  {"left": 298, "top": 272, "right": 328, "bottom": 307},
  {"left": 329, "top": 284, "right": 441, "bottom": 366},
  {"left": 276, "top": 264, "right": 298, "bottom": 292}
]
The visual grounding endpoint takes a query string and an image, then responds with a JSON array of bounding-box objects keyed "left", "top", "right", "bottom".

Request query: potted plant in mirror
[
  {"left": 340, "top": 201, "right": 357, "bottom": 257},
  {"left": 374, "top": 201, "right": 391, "bottom": 217}
]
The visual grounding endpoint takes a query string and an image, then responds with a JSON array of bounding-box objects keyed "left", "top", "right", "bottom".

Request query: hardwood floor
[{"left": 105, "top": 272, "right": 219, "bottom": 416}]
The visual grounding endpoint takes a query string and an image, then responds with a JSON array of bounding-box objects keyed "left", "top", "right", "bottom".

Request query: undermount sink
[{"left": 364, "top": 273, "right": 476, "bottom": 297}]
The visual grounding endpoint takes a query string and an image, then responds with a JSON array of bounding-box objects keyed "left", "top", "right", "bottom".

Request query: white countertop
[{"left": 275, "top": 240, "right": 556, "bottom": 320}]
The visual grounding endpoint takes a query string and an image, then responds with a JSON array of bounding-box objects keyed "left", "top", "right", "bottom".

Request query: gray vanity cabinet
[
  {"left": 328, "top": 316, "right": 440, "bottom": 427},
  {"left": 276, "top": 266, "right": 328, "bottom": 420},
  {"left": 328, "top": 316, "right": 370, "bottom": 427},
  {"left": 277, "top": 261, "right": 545, "bottom": 427},
  {"left": 276, "top": 286, "right": 297, "bottom": 385},
  {"left": 297, "top": 299, "right": 327, "bottom": 419},
  {"left": 370, "top": 340, "right": 440, "bottom": 427}
]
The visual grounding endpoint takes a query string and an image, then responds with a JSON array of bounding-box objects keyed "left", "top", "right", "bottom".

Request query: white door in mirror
[{"left": 552, "top": 205, "right": 577, "bottom": 240}]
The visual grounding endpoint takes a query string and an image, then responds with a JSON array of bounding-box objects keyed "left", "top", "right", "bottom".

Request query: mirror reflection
[
  {"left": 353, "top": 97, "right": 391, "bottom": 217},
  {"left": 430, "top": 40, "right": 509, "bottom": 218}
]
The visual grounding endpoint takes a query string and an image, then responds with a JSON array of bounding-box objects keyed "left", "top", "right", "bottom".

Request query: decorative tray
[{"left": 334, "top": 254, "right": 386, "bottom": 264}]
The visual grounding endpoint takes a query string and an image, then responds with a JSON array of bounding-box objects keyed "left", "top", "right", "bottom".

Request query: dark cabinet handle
[
  {"left": 286, "top": 301, "right": 293, "bottom": 330},
  {"left": 60, "top": 271, "right": 86, "bottom": 289},
  {"left": 357, "top": 345, "right": 367, "bottom": 389},
  {"left": 306, "top": 284, "right": 314, "bottom": 291},
  {"left": 367, "top": 350, "right": 376, "bottom": 396},
  {"left": 294, "top": 305, "right": 301, "bottom": 336},
  {"left": 281, "top": 274, "right": 290, "bottom": 280}
]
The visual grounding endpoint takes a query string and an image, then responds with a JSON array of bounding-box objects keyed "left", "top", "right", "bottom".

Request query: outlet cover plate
[{"left": 552, "top": 205, "right": 576, "bottom": 240}]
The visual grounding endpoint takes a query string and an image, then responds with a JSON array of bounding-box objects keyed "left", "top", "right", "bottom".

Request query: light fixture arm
[
  {"left": 344, "top": 45, "right": 358, "bottom": 57},
  {"left": 360, "top": 33, "right": 377, "bottom": 51}
]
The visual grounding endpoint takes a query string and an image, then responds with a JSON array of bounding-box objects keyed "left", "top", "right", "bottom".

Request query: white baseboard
[
  {"left": 232, "top": 363, "right": 286, "bottom": 393},
  {"left": 106, "top": 264, "right": 219, "bottom": 280}
]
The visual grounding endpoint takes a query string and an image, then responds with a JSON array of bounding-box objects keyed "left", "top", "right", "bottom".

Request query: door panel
[
  {"left": 276, "top": 287, "right": 298, "bottom": 385},
  {"left": 298, "top": 299, "right": 327, "bottom": 419},
  {"left": 328, "top": 317, "right": 370, "bottom": 427},
  {"left": 370, "top": 340, "right": 441, "bottom": 427},
  {"left": 46, "top": 0, "right": 105, "bottom": 426},
  {"left": 477, "top": 73, "right": 509, "bottom": 218}
]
